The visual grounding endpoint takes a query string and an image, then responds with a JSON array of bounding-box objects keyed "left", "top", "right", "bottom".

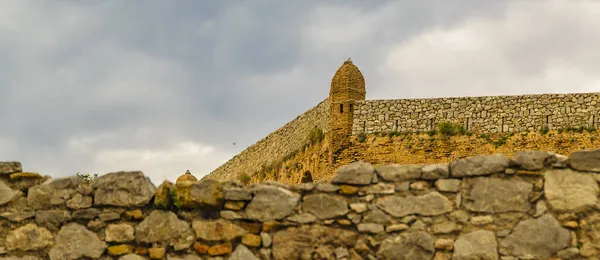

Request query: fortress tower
[{"left": 328, "top": 58, "right": 366, "bottom": 162}]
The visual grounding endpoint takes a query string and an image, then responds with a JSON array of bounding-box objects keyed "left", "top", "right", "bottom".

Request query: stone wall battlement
[
  {"left": 3, "top": 149, "right": 600, "bottom": 259},
  {"left": 352, "top": 92, "right": 600, "bottom": 135}
]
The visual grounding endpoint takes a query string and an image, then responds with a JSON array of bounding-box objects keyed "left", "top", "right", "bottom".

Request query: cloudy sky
[{"left": 1, "top": 0, "right": 599, "bottom": 186}]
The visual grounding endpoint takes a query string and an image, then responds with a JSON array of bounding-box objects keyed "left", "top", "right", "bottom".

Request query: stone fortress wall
[
  {"left": 206, "top": 99, "right": 330, "bottom": 181},
  {"left": 352, "top": 92, "right": 600, "bottom": 135},
  {"left": 3, "top": 149, "right": 600, "bottom": 259}
]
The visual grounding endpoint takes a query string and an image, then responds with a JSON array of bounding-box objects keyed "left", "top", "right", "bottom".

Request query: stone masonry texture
[
  {"left": 3, "top": 149, "right": 600, "bottom": 259},
  {"left": 352, "top": 92, "right": 600, "bottom": 135}
]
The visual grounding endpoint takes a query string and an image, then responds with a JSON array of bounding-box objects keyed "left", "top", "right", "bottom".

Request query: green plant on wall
[
  {"left": 237, "top": 173, "right": 251, "bottom": 185},
  {"left": 358, "top": 133, "right": 367, "bottom": 143},
  {"left": 438, "top": 122, "right": 466, "bottom": 136},
  {"left": 307, "top": 127, "right": 325, "bottom": 144}
]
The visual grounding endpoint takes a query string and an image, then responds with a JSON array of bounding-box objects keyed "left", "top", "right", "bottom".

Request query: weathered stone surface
[
  {"left": 462, "top": 177, "right": 532, "bottom": 213},
  {"left": 261, "top": 232, "right": 272, "bottom": 247},
  {"left": 544, "top": 169, "right": 599, "bottom": 212},
  {"left": 375, "top": 164, "right": 422, "bottom": 182},
  {"left": 27, "top": 176, "right": 81, "bottom": 209},
  {"left": 65, "top": 193, "right": 92, "bottom": 209},
  {"left": 569, "top": 149, "right": 600, "bottom": 172},
  {"left": 106, "top": 224, "right": 135, "bottom": 242},
  {"left": 119, "top": 254, "right": 147, "bottom": 260},
  {"left": 450, "top": 154, "right": 509, "bottom": 177},
  {"left": 500, "top": 214, "right": 570, "bottom": 259},
  {"left": 0, "top": 180, "right": 16, "bottom": 206},
  {"left": 357, "top": 223, "right": 384, "bottom": 234},
  {"left": 316, "top": 183, "right": 340, "bottom": 192},
  {"left": 192, "top": 219, "right": 248, "bottom": 241},
  {"left": 331, "top": 161, "right": 374, "bottom": 185},
  {"left": 0, "top": 211, "right": 35, "bottom": 222},
  {"left": 224, "top": 187, "right": 252, "bottom": 201},
  {"left": 72, "top": 208, "right": 101, "bottom": 219},
  {"left": 166, "top": 254, "right": 203, "bottom": 260},
  {"left": 0, "top": 256, "right": 41, "bottom": 260},
  {"left": 93, "top": 171, "right": 156, "bottom": 207},
  {"left": 208, "top": 243, "right": 232, "bottom": 256},
  {"left": 376, "top": 231, "right": 435, "bottom": 260},
  {"left": 510, "top": 150, "right": 556, "bottom": 170},
  {"left": 362, "top": 208, "right": 394, "bottom": 224},
  {"left": 272, "top": 225, "right": 357, "bottom": 260},
  {"left": 35, "top": 210, "right": 72, "bottom": 231},
  {"left": 435, "top": 179, "right": 461, "bottom": 192},
  {"left": 421, "top": 163, "right": 449, "bottom": 180},
  {"left": 135, "top": 210, "right": 194, "bottom": 251},
  {"left": 359, "top": 183, "right": 395, "bottom": 195},
  {"left": 154, "top": 181, "right": 173, "bottom": 208},
  {"left": 287, "top": 213, "right": 318, "bottom": 224},
  {"left": 230, "top": 244, "right": 259, "bottom": 260},
  {"left": 49, "top": 223, "right": 107, "bottom": 260},
  {"left": 453, "top": 230, "right": 498, "bottom": 260},
  {"left": 6, "top": 223, "right": 54, "bottom": 251},
  {"left": 0, "top": 161, "right": 22, "bottom": 175},
  {"left": 108, "top": 244, "right": 133, "bottom": 256},
  {"left": 245, "top": 185, "right": 301, "bottom": 221},
  {"left": 175, "top": 180, "right": 224, "bottom": 208},
  {"left": 302, "top": 193, "right": 348, "bottom": 219},
  {"left": 376, "top": 192, "right": 452, "bottom": 217}
]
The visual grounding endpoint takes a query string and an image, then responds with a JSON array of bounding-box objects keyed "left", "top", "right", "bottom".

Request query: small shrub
[
  {"left": 591, "top": 136, "right": 595, "bottom": 142},
  {"left": 358, "top": 133, "right": 367, "bottom": 143},
  {"left": 438, "top": 122, "right": 466, "bottom": 136},
  {"left": 238, "top": 173, "right": 251, "bottom": 185},
  {"left": 493, "top": 135, "right": 510, "bottom": 147},
  {"left": 539, "top": 127, "right": 549, "bottom": 135},
  {"left": 307, "top": 127, "right": 325, "bottom": 144},
  {"left": 388, "top": 131, "right": 402, "bottom": 138},
  {"left": 426, "top": 129, "right": 437, "bottom": 136}
]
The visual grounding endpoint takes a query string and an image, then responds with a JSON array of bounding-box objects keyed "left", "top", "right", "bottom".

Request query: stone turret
[
  {"left": 328, "top": 58, "right": 366, "bottom": 163},
  {"left": 176, "top": 170, "right": 197, "bottom": 185}
]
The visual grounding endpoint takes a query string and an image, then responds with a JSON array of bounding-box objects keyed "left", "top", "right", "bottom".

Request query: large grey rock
[
  {"left": 27, "top": 176, "right": 81, "bottom": 209},
  {"left": 462, "top": 177, "right": 532, "bottom": 213},
  {"left": 331, "top": 161, "right": 374, "bottom": 185},
  {"left": 376, "top": 231, "right": 435, "bottom": 260},
  {"left": 135, "top": 210, "right": 195, "bottom": 251},
  {"left": 362, "top": 208, "right": 394, "bottom": 224},
  {"left": 272, "top": 225, "right": 357, "bottom": 260},
  {"left": 192, "top": 219, "right": 248, "bottom": 241},
  {"left": 544, "top": 169, "right": 599, "bottom": 212},
  {"left": 500, "top": 214, "right": 570, "bottom": 259},
  {"left": 0, "top": 180, "right": 16, "bottom": 206},
  {"left": 245, "top": 185, "right": 301, "bottom": 221},
  {"left": 93, "top": 171, "right": 156, "bottom": 207},
  {"left": 230, "top": 244, "right": 259, "bottom": 260},
  {"left": 450, "top": 154, "right": 509, "bottom": 177},
  {"left": 223, "top": 187, "right": 252, "bottom": 201},
  {"left": 175, "top": 180, "right": 224, "bottom": 208},
  {"left": 301, "top": 193, "right": 348, "bottom": 219},
  {"left": 35, "top": 210, "right": 72, "bottom": 231},
  {"left": 48, "top": 223, "right": 107, "bottom": 260},
  {"left": 0, "top": 161, "right": 22, "bottom": 175},
  {"left": 105, "top": 223, "right": 135, "bottom": 242},
  {"left": 421, "top": 163, "right": 449, "bottom": 180},
  {"left": 6, "top": 223, "right": 54, "bottom": 251},
  {"left": 569, "top": 149, "right": 600, "bottom": 172},
  {"left": 453, "top": 230, "right": 498, "bottom": 260},
  {"left": 375, "top": 164, "right": 422, "bottom": 182},
  {"left": 510, "top": 151, "right": 557, "bottom": 170},
  {"left": 0, "top": 211, "right": 35, "bottom": 222},
  {"left": 376, "top": 192, "right": 452, "bottom": 217}
]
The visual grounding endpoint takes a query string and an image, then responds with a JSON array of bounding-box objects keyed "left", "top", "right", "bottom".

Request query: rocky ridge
[{"left": 1, "top": 149, "right": 600, "bottom": 259}]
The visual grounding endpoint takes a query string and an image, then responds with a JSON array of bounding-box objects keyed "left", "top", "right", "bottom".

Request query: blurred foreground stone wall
[{"left": 3, "top": 149, "right": 600, "bottom": 259}]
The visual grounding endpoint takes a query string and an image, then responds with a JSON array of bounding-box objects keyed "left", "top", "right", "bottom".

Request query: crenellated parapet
[{"left": 3, "top": 149, "right": 600, "bottom": 259}]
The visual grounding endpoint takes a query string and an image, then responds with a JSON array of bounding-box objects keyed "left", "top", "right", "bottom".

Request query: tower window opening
[
  {"left": 363, "top": 121, "right": 367, "bottom": 132},
  {"left": 465, "top": 118, "right": 469, "bottom": 131},
  {"left": 395, "top": 120, "right": 399, "bottom": 131},
  {"left": 340, "top": 104, "right": 344, "bottom": 113},
  {"left": 350, "top": 104, "right": 353, "bottom": 112}
]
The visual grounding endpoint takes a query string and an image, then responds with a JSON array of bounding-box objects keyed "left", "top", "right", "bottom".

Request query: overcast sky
[{"left": 1, "top": 0, "right": 599, "bottom": 186}]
